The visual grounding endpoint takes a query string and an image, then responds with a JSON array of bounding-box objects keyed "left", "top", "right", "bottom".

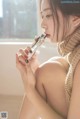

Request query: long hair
[{"left": 49, "top": 0, "right": 80, "bottom": 17}]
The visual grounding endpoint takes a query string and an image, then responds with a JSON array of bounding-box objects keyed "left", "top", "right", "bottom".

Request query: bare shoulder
[
  {"left": 35, "top": 56, "right": 68, "bottom": 79},
  {"left": 48, "top": 56, "right": 69, "bottom": 71}
]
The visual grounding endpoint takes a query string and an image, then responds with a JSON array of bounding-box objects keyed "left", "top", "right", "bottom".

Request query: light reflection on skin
[{"left": 38, "top": 117, "right": 42, "bottom": 119}]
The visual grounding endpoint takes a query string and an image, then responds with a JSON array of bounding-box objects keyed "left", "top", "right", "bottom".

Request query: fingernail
[
  {"left": 30, "top": 49, "right": 32, "bottom": 53},
  {"left": 25, "top": 59, "right": 29, "bottom": 63}
]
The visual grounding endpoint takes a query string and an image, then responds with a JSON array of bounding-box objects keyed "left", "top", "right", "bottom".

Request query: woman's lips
[
  {"left": 46, "top": 34, "right": 51, "bottom": 38},
  {"left": 45, "top": 33, "right": 50, "bottom": 37}
]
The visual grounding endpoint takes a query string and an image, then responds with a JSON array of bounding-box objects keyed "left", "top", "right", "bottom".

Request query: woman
[{"left": 16, "top": 0, "right": 80, "bottom": 119}]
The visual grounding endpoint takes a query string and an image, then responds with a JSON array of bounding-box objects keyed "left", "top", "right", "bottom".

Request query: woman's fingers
[
  {"left": 17, "top": 53, "right": 27, "bottom": 65},
  {"left": 16, "top": 53, "right": 26, "bottom": 75},
  {"left": 18, "top": 48, "right": 31, "bottom": 63},
  {"left": 16, "top": 46, "right": 39, "bottom": 73},
  {"left": 16, "top": 51, "right": 36, "bottom": 89},
  {"left": 25, "top": 46, "right": 32, "bottom": 54},
  {"left": 16, "top": 53, "right": 25, "bottom": 73},
  {"left": 18, "top": 47, "right": 33, "bottom": 62},
  {"left": 16, "top": 53, "right": 32, "bottom": 78},
  {"left": 19, "top": 48, "right": 28, "bottom": 59}
]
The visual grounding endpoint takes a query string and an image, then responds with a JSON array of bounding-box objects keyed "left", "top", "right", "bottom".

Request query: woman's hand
[
  {"left": 16, "top": 47, "right": 40, "bottom": 73},
  {"left": 16, "top": 47, "right": 39, "bottom": 96}
]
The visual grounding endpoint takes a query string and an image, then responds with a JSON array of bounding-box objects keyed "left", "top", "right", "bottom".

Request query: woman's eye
[
  {"left": 46, "top": 14, "right": 53, "bottom": 18},
  {"left": 41, "top": 14, "right": 53, "bottom": 19}
]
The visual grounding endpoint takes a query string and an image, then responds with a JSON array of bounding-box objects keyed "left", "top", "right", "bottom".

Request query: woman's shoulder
[
  {"left": 36, "top": 56, "right": 68, "bottom": 77},
  {"left": 40, "top": 56, "right": 68, "bottom": 70}
]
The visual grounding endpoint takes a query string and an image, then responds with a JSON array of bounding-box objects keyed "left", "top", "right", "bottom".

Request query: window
[{"left": 0, "top": 0, "right": 38, "bottom": 42}]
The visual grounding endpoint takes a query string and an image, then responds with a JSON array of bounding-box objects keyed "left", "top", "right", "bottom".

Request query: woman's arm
[
  {"left": 19, "top": 65, "right": 65, "bottom": 119},
  {"left": 67, "top": 61, "right": 80, "bottom": 119},
  {"left": 26, "top": 86, "right": 65, "bottom": 119},
  {"left": 16, "top": 51, "right": 65, "bottom": 119},
  {"left": 19, "top": 94, "right": 40, "bottom": 119},
  {"left": 19, "top": 92, "right": 65, "bottom": 119}
]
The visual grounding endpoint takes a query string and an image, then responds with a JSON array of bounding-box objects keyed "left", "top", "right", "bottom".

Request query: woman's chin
[
  {"left": 49, "top": 37, "right": 57, "bottom": 43},
  {"left": 46, "top": 35, "right": 55, "bottom": 43}
]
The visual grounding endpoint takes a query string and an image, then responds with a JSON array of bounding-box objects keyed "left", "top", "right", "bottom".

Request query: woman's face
[
  {"left": 40, "top": 0, "right": 65, "bottom": 42},
  {"left": 40, "top": 0, "right": 54, "bottom": 41}
]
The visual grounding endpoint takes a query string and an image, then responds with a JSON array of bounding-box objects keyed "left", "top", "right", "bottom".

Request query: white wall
[{"left": 0, "top": 42, "right": 59, "bottom": 96}]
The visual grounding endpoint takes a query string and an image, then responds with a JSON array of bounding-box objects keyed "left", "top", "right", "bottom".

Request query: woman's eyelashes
[
  {"left": 41, "top": 14, "right": 53, "bottom": 19},
  {"left": 46, "top": 14, "right": 53, "bottom": 18}
]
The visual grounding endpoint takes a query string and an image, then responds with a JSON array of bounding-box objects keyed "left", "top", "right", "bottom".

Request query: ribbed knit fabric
[{"left": 58, "top": 27, "right": 80, "bottom": 106}]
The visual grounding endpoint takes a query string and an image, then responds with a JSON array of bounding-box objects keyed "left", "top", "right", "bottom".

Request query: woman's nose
[{"left": 41, "top": 18, "right": 47, "bottom": 30}]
